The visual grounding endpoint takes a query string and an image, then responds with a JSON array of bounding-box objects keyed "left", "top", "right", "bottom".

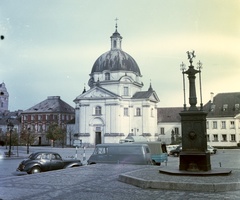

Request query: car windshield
[{"left": 28, "top": 153, "right": 36, "bottom": 159}]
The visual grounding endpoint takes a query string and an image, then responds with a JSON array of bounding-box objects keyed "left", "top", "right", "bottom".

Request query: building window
[
  {"left": 124, "top": 108, "right": 129, "bottom": 116},
  {"left": 31, "top": 115, "right": 35, "bottom": 121},
  {"left": 160, "top": 127, "right": 165, "bottom": 135},
  {"left": 221, "top": 121, "right": 226, "bottom": 129},
  {"left": 223, "top": 104, "right": 228, "bottom": 111},
  {"left": 212, "top": 121, "right": 217, "bottom": 129},
  {"left": 105, "top": 73, "right": 110, "bottom": 80},
  {"left": 213, "top": 134, "right": 218, "bottom": 142},
  {"left": 230, "top": 121, "right": 235, "bottom": 129},
  {"left": 38, "top": 115, "right": 42, "bottom": 120},
  {"left": 123, "top": 87, "right": 129, "bottom": 96},
  {"left": 113, "top": 40, "right": 116, "bottom": 48},
  {"left": 174, "top": 127, "right": 179, "bottom": 136},
  {"left": 222, "top": 134, "right": 227, "bottom": 142},
  {"left": 230, "top": 134, "right": 236, "bottom": 142},
  {"left": 206, "top": 121, "right": 209, "bottom": 129},
  {"left": 136, "top": 108, "right": 141, "bottom": 116},
  {"left": 95, "top": 106, "right": 102, "bottom": 115},
  {"left": 207, "top": 134, "right": 210, "bottom": 142}
]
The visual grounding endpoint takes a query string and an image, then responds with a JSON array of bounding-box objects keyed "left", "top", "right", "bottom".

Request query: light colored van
[
  {"left": 87, "top": 143, "right": 152, "bottom": 165},
  {"left": 134, "top": 142, "right": 168, "bottom": 165}
]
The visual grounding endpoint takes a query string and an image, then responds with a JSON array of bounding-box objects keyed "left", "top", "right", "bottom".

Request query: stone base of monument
[
  {"left": 179, "top": 151, "right": 211, "bottom": 172},
  {"left": 159, "top": 168, "right": 232, "bottom": 176}
]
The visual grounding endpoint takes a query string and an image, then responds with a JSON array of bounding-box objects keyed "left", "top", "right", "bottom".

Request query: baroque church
[{"left": 73, "top": 23, "right": 160, "bottom": 146}]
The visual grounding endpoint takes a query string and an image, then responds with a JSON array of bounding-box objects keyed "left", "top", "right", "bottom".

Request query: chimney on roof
[{"left": 210, "top": 92, "right": 214, "bottom": 102}]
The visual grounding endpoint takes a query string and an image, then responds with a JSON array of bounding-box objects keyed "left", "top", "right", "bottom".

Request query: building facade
[
  {"left": 157, "top": 93, "right": 240, "bottom": 147},
  {"left": 204, "top": 92, "right": 240, "bottom": 147},
  {"left": 21, "top": 96, "right": 75, "bottom": 145},
  {"left": 157, "top": 107, "right": 182, "bottom": 144},
  {"left": 73, "top": 25, "right": 159, "bottom": 146},
  {"left": 0, "top": 82, "right": 9, "bottom": 114}
]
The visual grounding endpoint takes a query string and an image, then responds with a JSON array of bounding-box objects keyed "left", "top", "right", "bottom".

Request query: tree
[
  {"left": 46, "top": 123, "right": 66, "bottom": 147},
  {"left": 20, "top": 129, "right": 35, "bottom": 147}
]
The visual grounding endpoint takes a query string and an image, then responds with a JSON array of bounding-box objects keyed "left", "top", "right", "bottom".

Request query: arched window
[
  {"left": 105, "top": 73, "right": 110, "bottom": 80},
  {"left": 95, "top": 106, "right": 102, "bottom": 115}
]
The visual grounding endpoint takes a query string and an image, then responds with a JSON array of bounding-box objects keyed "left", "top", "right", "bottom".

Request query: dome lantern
[{"left": 110, "top": 18, "right": 122, "bottom": 50}]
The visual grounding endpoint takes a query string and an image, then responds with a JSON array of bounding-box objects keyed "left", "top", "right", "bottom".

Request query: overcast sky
[{"left": 0, "top": 0, "right": 239, "bottom": 111}]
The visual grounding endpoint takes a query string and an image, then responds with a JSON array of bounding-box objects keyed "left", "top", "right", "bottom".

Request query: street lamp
[
  {"left": 27, "top": 127, "right": 30, "bottom": 154},
  {"left": 7, "top": 121, "right": 14, "bottom": 157}
]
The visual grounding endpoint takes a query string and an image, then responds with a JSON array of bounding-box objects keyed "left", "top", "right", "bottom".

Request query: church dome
[
  {"left": 91, "top": 49, "right": 141, "bottom": 76},
  {"left": 90, "top": 24, "right": 141, "bottom": 76}
]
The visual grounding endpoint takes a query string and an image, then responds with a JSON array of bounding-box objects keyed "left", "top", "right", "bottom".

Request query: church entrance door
[{"left": 95, "top": 132, "right": 102, "bottom": 145}]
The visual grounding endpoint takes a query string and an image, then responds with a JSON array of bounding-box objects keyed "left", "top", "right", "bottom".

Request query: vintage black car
[{"left": 17, "top": 152, "right": 82, "bottom": 174}]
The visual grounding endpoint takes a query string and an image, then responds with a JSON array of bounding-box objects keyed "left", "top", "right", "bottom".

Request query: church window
[
  {"left": 123, "top": 87, "right": 129, "bottom": 96},
  {"left": 124, "top": 108, "right": 129, "bottom": 116},
  {"left": 95, "top": 106, "right": 102, "bottom": 115},
  {"left": 160, "top": 127, "right": 164, "bottom": 135},
  {"left": 136, "top": 108, "right": 141, "bottom": 116},
  {"left": 113, "top": 40, "right": 116, "bottom": 48},
  {"left": 105, "top": 73, "right": 110, "bottom": 80}
]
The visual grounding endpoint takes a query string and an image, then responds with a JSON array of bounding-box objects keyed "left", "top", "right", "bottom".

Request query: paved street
[{"left": 0, "top": 146, "right": 239, "bottom": 200}]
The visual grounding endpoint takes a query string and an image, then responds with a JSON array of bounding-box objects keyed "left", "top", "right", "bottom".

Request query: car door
[
  {"left": 50, "top": 153, "right": 64, "bottom": 170},
  {"left": 40, "top": 153, "right": 51, "bottom": 171}
]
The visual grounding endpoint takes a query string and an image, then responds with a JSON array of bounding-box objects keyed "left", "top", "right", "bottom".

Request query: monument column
[{"left": 179, "top": 51, "right": 211, "bottom": 172}]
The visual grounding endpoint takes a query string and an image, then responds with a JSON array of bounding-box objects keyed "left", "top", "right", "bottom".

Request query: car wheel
[
  {"left": 174, "top": 152, "right": 179, "bottom": 157},
  {"left": 30, "top": 167, "right": 41, "bottom": 174}
]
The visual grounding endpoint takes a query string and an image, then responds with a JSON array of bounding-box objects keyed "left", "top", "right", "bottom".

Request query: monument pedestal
[
  {"left": 179, "top": 110, "right": 211, "bottom": 172},
  {"left": 179, "top": 152, "right": 211, "bottom": 171}
]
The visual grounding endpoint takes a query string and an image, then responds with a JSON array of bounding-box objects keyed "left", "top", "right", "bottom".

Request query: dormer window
[
  {"left": 105, "top": 73, "right": 110, "bottom": 80},
  {"left": 123, "top": 87, "right": 129, "bottom": 96},
  {"left": 210, "top": 104, "right": 215, "bottom": 112},
  {"left": 223, "top": 104, "right": 228, "bottom": 111}
]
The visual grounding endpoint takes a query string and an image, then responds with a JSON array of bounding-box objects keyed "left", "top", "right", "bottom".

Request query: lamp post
[
  {"left": 7, "top": 121, "right": 14, "bottom": 157},
  {"left": 180, "top": 62, "right": 186, "bottom": 111},
  {"left": 27, "top": 128, "right": 30, "bottom": 154},
  {"left": 197, "top": 60, "right": 203, "bottom": 110}
]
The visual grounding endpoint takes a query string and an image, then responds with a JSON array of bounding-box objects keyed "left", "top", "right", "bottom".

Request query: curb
[{"left": 118, "top": 174, "right": 240, "bottom": 192}]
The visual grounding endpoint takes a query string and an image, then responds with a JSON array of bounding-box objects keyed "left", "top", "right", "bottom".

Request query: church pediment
[
  {"left": 75, "top": 86, "right": 119, "bottom": 100},
  {"left": 149, "top": 92, "right": 160, "bottom": 102}
]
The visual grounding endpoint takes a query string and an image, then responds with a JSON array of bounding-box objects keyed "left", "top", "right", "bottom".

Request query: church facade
[{"left": 73, "top": 24, "right": 160, "bottom": 146}]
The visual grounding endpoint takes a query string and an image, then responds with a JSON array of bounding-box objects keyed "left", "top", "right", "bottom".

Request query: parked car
[
  {"left": 166, "top": 145, "right": 178, "bottom": 155},
  {"left": 207, "top": 145, "right": 217, "bottom": 154},
  {"left": 87, "top": 143, "right": 152, "bottom": 165},
  {"left": 17, "top": 152, "right": 82, "bottom": 174},
  {"left": 169, "top": 145, "right": 182, "bottom": 157}
]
